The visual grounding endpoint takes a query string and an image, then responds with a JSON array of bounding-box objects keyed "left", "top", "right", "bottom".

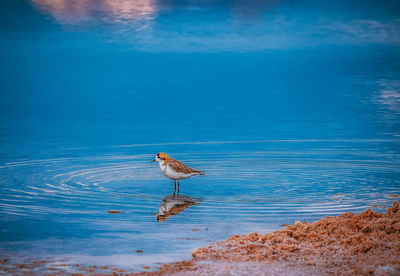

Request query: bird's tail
[{"left": 194, "top": 170, "right": 205, "bottom": 176}]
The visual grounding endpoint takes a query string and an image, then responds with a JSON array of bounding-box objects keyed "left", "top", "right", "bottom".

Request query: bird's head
[{"left": 151, "top": 153, "right": 170, "bottom": 164}]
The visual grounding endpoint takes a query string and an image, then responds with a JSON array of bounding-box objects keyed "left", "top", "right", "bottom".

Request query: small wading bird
[{"left": 151, "top": 153, "right": 205, "bottom": 194}]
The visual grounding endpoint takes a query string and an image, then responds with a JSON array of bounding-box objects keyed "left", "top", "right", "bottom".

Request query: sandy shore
[
  {"left": 136, "top": 201, "right": 400, "bottom": 276},
  {"left": 1, "top": 202, "right": 399, "bottom": 275}
]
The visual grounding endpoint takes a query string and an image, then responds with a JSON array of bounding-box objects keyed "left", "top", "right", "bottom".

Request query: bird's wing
[{"left": 167, "top": 159, "right": 196, "bottom": 174}]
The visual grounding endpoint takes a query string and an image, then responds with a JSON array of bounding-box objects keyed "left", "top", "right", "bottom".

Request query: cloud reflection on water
[
  {"left": 30, "top": 0, "right": 157, "bottom": 25},
  {"left": 376, "top": 80, "right": 400, "bottom": 114},
  {"left": 28, "top": 0, "right": 400, "bottom": 51}
]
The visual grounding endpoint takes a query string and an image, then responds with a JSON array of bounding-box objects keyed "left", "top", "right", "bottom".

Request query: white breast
[{"left": 159, "top": 163, "right": 194, "bottom": 180}]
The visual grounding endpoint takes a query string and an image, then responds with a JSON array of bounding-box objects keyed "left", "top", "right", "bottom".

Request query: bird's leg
[
  {"left": 173, "top": 180, "right": 177, "bottom": 196},
  {"left": 177, "top": 180, "right": 180, "bottom": 195}
]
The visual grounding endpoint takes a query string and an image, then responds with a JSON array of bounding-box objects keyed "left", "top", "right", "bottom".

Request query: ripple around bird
[{"left": 0, "top": 139, "right": 399, "bottom": 270}]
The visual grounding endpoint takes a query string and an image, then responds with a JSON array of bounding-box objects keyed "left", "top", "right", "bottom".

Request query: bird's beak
[{"left": 151, "top": 159, "right": 156, "bottom": 162}]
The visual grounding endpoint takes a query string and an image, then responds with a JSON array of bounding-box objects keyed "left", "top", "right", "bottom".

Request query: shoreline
[
  {"left": 136, "top": 201, "right": 400, "bottom": 275},
  {"left": 1, "top": 202, "right": 399, "bottom": 275}
]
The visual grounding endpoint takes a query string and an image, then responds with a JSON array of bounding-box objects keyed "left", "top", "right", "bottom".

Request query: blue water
[{"left": 1, "top": 0, "right": 400, "bottom": 272}]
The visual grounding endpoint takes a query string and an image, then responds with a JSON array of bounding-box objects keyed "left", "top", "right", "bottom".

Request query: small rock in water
[
  {"left": 388, "top": 194, "right": 399, "bottom": 198},
  {"left": 136, "top": 250, "right": 143, "bottom": 253},
  {"left": 107, "top": 210, "right": 124, "bottom": 214}
]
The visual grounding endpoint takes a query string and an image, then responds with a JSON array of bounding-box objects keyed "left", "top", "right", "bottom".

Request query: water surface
[{"left": 0, "top": 0, "right": 400, "bottom": 272}]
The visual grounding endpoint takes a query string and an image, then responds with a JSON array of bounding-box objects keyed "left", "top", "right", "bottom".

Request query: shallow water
[{"left": 0, "top": 0, "right": 400, "bottom": 272}]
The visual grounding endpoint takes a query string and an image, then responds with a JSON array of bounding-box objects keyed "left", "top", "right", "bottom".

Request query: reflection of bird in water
[
  {"left": 155, "top": 194, "right": 199, "bottom": 222},
  {"left": 151, "top": 153, "right": 205, "bottom": 194}
]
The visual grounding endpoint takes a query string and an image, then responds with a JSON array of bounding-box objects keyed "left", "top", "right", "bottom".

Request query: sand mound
[{"left": 190, "top": 201, "right": 400, "bottom": 275}]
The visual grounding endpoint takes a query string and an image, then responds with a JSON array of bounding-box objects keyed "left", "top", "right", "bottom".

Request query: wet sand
[{"left": 1, "top": 202, "right": 399, "bottom": 275}]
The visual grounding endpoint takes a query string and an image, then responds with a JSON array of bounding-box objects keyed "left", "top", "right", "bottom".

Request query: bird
[{"left": 151, "top": 153, "right": 205, "bottom": 194}]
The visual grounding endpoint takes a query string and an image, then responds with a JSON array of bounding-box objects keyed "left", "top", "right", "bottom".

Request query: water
[{"left": 0, "top": 0, "right": 400, "bottom": 272}]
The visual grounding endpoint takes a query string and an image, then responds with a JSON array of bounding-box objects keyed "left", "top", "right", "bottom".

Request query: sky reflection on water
[
  {"left": 27, "top": 0, "right": 400, "bottom": 51},
  {"left": 0, "top": 0, "right": 400, "bottom": 272}
]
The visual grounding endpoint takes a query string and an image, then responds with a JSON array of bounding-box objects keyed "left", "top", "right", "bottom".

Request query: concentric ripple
[{"left": 0, "top": 139, "right": 399, "bottom": 270}]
